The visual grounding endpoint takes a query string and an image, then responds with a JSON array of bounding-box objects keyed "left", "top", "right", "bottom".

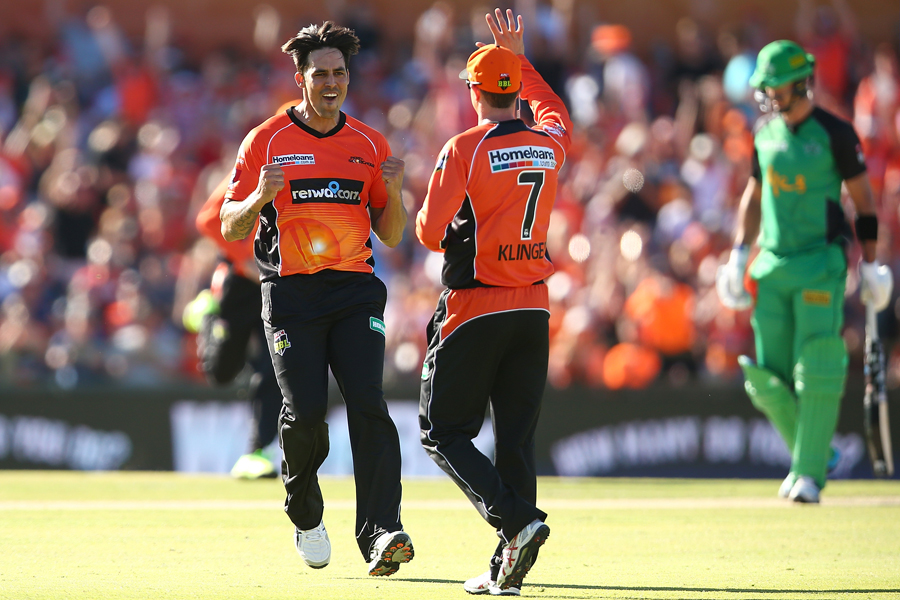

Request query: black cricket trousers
[
  {"left": 420, "top": 287, "right": 549, "bottom": 543},
  {"left": 262, "top": 269, "right": 403, "bottom": 559}
]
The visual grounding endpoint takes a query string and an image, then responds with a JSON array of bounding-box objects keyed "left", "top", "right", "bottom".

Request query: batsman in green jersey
[{"left": 717, "top": 40, "right": 894, "bottom": 503}]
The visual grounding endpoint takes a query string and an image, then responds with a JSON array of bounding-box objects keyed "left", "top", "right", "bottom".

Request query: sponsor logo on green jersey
[{"left": 767, "top": 166, "right": 807, "bottom": 196}]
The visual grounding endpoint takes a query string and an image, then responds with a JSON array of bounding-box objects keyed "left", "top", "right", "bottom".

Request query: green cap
[{"left": 749, "top": 40, "right": 815, "bottom": 89}]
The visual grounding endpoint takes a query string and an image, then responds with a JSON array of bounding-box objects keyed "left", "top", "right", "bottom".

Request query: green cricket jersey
[{"left": 752, "top": 107, "right": 866, "bottom": 257}]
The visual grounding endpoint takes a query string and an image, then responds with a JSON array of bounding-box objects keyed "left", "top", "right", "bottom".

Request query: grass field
[{"left": 1, "top": 473, "right": 899, "bottom": 600}]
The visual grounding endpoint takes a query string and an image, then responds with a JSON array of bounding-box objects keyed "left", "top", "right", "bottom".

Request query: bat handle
[{"left": 866, "top": 301, "right": 880, "bottom": 343}]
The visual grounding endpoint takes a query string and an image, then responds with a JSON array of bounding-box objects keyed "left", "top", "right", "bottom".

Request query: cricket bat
[{"left": 864, "top": 301, "right": 894, "bottom": 477}]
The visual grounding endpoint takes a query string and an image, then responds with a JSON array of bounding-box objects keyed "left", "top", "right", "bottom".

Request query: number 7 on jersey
[{"left": 518, "top": 170, "right": 545, "bottom": 240}]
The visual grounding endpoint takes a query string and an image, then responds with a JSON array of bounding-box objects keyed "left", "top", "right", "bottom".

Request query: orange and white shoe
[{"left": 368, "top": 531, "right": 414, "bottom": 576}]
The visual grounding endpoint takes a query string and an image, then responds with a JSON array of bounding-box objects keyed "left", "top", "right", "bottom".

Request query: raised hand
[{"left": 482, "top": 8, "right": 525, "bottom": 56}]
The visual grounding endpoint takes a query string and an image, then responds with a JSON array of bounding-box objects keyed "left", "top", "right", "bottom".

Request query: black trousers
[
  {"left": 262, "top": 270, "right": 403, "bottom": 559},
  {"left": 420, "top": 288, "right": 549, "bottom": 544},
  {"left": 198, "top": 265, "right": 280, "bottom": 452}
]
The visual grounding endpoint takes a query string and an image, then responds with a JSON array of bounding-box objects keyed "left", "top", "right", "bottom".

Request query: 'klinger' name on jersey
[
  {"left": 498, "top": 241, "right": 546, "bottom": 261},
  {"left": 489, "top": 145, "right": 557, "bottom": 172},
  {"left": 273, "top": 153, "right": 316, "bottom": 165},
  {"left": 290, "top": 178, "right": 364, "bottom": 205}
]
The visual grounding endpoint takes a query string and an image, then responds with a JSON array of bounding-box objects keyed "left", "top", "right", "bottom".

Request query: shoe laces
[{"left": 302, "top": 526, "right": 326, "bottom": 543}]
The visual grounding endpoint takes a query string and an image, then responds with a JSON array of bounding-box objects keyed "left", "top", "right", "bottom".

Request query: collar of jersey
[
  {"left": 782, "top": 106, "right": 817, "bottom": 134},
  {"left": 287, "top": 109, "right": 346, "bottom": 138}
]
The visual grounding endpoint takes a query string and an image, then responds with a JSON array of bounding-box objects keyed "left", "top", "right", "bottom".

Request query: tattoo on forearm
[
  {"left": 235, "top": 209, "right": 259, "bottom": 237},
  {"left": 223, "top": 204, "right": 259, "bottom": 240}
]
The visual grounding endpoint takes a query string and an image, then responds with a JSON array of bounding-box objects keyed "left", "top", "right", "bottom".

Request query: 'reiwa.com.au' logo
[{"left": 289, "top": 178, "right": 365, "bottom": 205}]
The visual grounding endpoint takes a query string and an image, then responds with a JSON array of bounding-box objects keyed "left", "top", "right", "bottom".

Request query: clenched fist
[
  {"left": 380, "top": 156, "right": 405, "bottom": 197},
  {"left": 256, "top": 163, "right": 285, "bottom": 204}
]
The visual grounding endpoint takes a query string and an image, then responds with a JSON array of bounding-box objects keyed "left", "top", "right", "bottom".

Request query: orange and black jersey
[
  {"left": 225, "top": 110, "right": 390, "bottom": 281},
  {"left": 416, "top": 56, "right": 573, "bottom": 291}
]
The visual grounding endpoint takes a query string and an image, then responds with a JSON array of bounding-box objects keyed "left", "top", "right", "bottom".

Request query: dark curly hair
[{"left": 281, "top": 21, "right": 360, "bottom": 74}]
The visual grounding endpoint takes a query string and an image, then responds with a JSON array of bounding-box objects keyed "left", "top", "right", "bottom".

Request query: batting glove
[
  {"left": 716, "top": 246, "right": 753, "bottom": 310},
  {"left": 859, "top": 260, "right": 894, "bottom": 312}
]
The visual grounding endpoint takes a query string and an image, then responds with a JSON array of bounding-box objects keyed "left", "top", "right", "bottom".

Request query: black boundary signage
[{"left": 0, "top": 378, "right": 895, "bottom": 479}]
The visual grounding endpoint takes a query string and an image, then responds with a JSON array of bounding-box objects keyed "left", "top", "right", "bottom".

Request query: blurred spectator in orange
[
  {"left": 602, "top": 342, "right": 661, "bottom": 389},
  {"left": 624, "top": 262, "right": 697, "bottom": 382},
  {"left": 854, "top": 43, "right": 900, "bottom": 199}
]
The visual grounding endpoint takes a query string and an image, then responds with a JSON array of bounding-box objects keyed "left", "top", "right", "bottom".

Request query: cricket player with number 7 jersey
[{"left": 416, "top": 8, "right": 572, "bottom": 596}]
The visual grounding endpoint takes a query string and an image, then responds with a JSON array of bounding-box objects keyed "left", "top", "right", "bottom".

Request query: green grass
[{"left": 1, "top": 473, "right": 899, "bottom": 599}]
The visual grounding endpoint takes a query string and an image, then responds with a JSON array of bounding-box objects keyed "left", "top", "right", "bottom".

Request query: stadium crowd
[{"left": 1, "top": 1, "right": 899, "bottom": 391}]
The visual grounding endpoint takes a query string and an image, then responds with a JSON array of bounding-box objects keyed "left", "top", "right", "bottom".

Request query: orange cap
[{"left": 459, "top": 44, "right": 522, "bottom": 94}]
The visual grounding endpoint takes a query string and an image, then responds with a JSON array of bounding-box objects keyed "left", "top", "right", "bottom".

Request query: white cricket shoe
[
  {"left": 788, "top": 476, "right": 820, "bottom": 504},
  {"left": 295, "top": 521, "right": 331, "bottom": 568},
  {"left": 463, "top": 570, "right": 520, "bottom": 595},
  {"left": 368, "top": 530, "right": 414, "bottom": 577},
  {"left": 496, "top": 519, "right": 549, "bottom": 591}
]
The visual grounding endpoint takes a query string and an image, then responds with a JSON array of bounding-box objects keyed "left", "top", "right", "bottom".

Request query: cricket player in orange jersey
[
  {"left": 416, "top": 9, "right": 572, "bottom": 595},
  {"left": 219, "top": 22, "right": 412, "bottom": 577}
]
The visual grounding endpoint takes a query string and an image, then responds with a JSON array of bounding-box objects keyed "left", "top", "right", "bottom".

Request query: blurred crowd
[{"left": 2, "top": 0, "right": 900, "bottom": 391}]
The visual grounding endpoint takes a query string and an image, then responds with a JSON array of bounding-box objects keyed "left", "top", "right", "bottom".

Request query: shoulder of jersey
[
  {"left": 247, "top": 111, "right": 293, "bottom": 139},
  {"left": 344, "top": 113, "right": 388, "bottom": 144},
  {"left": 809, "top": 106, "right": 853, "bottom": 133},
  {"left": 752, "top": 112, "right": 779, "bottom": 136},
  {"left": 449, "top": 122, "right": 499, "bottom": 147}
]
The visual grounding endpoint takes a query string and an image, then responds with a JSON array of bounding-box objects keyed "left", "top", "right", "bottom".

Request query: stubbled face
[
  {"left": 765, "top": 82, "right": 797, "bottom": 114},
  {"left": 296, "top": 47, "right": 348, "bottom": 120}
]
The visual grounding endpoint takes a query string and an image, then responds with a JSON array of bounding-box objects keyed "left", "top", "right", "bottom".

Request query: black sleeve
[
  {"left": 815, "top": 107, "right": 867, "bottom": 181},
  {"left": 751, "top": 147, "right": 761, "bottom": 180}
]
